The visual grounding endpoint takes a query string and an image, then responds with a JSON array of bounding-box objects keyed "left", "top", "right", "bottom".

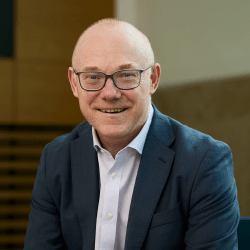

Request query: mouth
[{"left": 98, "top": 108, "right": 127, "bottom": 113}]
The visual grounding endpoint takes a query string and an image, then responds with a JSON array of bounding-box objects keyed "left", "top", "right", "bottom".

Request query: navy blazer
[{"left": 24, "top": 105, "right": 240, "bottom": 249}]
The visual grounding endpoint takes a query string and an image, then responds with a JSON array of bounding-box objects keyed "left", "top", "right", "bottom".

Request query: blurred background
[{"left": 0, "top": 0, "right": 249, "bottom": 249}]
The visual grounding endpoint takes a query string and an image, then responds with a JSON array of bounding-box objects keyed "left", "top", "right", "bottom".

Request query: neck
[
  {"left": 96, "top": 125, "right": 144, "bottom": 159},
  {"left": 98, "top": 132, "right": 139, "bottom": 159}
]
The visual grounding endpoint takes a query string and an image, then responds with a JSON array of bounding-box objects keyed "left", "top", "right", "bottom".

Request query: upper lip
[
  {"left": 97, "top": 108, "right": 128, "bottom": 112},
  {"left": 98, "top": 108, "right": 127, "bottom": 110}
]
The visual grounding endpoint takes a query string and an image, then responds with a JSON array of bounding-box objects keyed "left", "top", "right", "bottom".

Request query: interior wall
[
  {"left": 0, "top": 59, "right": 12, "bottom": 122},
  {"left": 117, "top": 0, "right": 250, "bottom": 87},
  {"left": 0, "top": 0, "right": 114, "bottom": 125}
]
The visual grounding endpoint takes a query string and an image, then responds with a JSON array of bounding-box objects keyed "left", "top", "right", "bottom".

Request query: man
[{"left": 24, "top": 18, "right": 240, "bottom": 249}]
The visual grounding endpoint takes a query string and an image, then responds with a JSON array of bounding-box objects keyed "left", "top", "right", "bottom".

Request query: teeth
[{"left": 99, "top": 109, "right": 126, "bottom": 113}]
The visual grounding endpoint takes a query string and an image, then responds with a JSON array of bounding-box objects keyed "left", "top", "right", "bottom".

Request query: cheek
[
  {"left": 137, "top": 84, "right": 152, "bottom": 112},
  {"left": 78, "top": 92, "right": 96, "bottom": 116},
  {"left": 131, "top": 91, "right": 150, "bottom": 116},
  {"left": 140, "top": 78, "right": 151, "bottom": 92},
  {"left": 78, "top": 92, "right": 95, "bottom": 106},
  {"left": 136, "top": 81, "right": 151, "bottom": 103}
]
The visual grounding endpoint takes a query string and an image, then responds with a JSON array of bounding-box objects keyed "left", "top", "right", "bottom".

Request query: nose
[{"left": 99, "top": 77, "right": 121, "bottom": 100}]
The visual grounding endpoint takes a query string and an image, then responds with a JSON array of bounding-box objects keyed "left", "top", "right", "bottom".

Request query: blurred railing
[{"left": 0, "top": 124, "right": 75, "bottom": 250}]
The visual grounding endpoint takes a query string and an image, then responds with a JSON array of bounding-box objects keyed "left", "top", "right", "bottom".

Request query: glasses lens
[
  {"left": 79, "top": 72, "right": 105, "bottom": 90},
  {"left": 114, "top": 70, "right": 140, "bottom": 89}
]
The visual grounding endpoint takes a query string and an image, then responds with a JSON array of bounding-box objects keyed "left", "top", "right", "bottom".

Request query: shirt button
[
  {"left": 101, "top": 149, "right": 105, "bottom": 154},
  {"left": 107, "top": 213, "right": 113, "bottom": 219},
  {"left": 111, "top": 173, "right": 117, "bottom": 179}
]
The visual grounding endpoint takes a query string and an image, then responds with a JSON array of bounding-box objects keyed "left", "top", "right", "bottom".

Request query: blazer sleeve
[
  {"left": 184, "top": 141, "right": 240, "bottom": 250},
  {"left": 24, "top": 144, "right": 67, "bottom": 250}
]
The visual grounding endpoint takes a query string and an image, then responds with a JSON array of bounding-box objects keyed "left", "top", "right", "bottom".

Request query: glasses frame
[{"left": 73, "top": 65, "right": 153, "bottom": 91}]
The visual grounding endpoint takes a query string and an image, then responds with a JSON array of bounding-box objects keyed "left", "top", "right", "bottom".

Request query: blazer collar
[
  {"left": 125, "top": 104, "right": 176, "bottom": 250},
  {"left": 149, "top": 103, "right": 175, "bottom": 147},
  {"left": 70, "top": 123, "right": 100, "bottom": 249}
]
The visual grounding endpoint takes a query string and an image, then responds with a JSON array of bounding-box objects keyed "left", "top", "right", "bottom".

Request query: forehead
[{"left": 74, "top": 25, "right": 144, "bottom": 69}]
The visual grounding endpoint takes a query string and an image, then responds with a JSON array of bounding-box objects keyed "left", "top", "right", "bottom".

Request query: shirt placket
[{"left": 99, "top": 155, "right": 124, "bottom": 250}]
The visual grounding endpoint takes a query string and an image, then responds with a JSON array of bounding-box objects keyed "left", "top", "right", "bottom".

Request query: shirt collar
[{"left": 92, "top": 103, "right": 154, "bottom": 155}]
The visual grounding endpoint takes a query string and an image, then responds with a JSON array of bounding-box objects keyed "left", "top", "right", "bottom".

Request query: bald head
[{"left": 72, "top": 18, "right": 155, "bottom": 69}]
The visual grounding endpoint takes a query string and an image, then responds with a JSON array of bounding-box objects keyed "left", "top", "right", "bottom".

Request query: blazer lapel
[
  {"left": 125, "top": 106, "right": 175, "bottom": 250},
  {"left": 70, "top": 123, "right": 100, "bottom": 249}
]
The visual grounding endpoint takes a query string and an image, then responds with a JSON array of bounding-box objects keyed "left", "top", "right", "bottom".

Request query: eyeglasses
[{"left": 73, "top": 65, "right": 152, "bottom": 91}]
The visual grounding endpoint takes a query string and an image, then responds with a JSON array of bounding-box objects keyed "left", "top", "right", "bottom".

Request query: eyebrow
[
  {"left": 118, "top": 64, "right": 137, "bottom": 70},
  {"left": 82, "top": 64, "right": 137, "bottom": 71}
]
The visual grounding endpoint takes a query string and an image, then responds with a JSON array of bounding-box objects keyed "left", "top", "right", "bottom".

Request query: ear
[
  {"left": 68, "top": 67, "right": 79, "bottom": 98},
  {"left": 149, "top": 63, "right": 161, "bottom": 95}
]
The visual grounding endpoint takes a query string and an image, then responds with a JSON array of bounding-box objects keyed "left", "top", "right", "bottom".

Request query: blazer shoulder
[
  {"left": 151, "top": 105, "right": 231, "bottom": 153},
  {"left": 37, "top": 121, "right": 92, "bottom": 185},
  {"left": 166, "top": 115, "right": 231, "bottom": 152},
  {"left": 45, "top": 120, "right": 91, "bottom": 154}
]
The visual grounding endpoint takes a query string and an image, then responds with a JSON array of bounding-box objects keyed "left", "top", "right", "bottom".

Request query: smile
[{"left": 98, "top": 109, "right": 127, "bottom": 113}]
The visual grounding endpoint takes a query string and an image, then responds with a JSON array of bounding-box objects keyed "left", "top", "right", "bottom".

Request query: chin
[
  {"left": 97, "top": 125, "right": 130, "bottom": 139},
  {"left": 102, "top": 128, "right": 128, "bottom": 137}
]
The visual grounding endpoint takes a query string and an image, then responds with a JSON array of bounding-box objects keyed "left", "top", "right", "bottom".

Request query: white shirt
[{"left": 93, "top": 104, "right": 154, "bottom": 250}]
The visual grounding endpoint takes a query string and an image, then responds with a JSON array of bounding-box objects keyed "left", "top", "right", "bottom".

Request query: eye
[
  {"left": 81, "top": 72, "right": 103, "bottom": 80},
  {"left": 119, "top": 72, "right": 137, "bottom": 78},
  {"left": 87, "top": 74, "right": 100, "bottom": 79}
]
